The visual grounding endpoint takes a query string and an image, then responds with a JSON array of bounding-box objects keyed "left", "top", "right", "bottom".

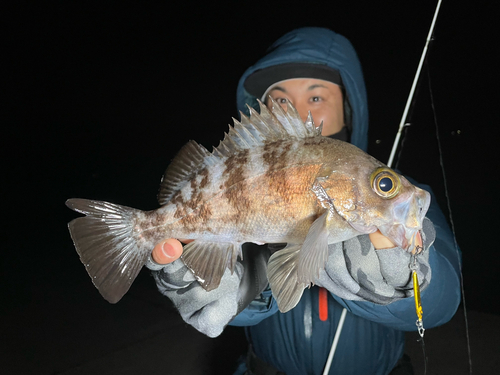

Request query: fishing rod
[
  {"left": 323, "top": 2, "right": 458, "bottom": 374},
  {"left": 387, "top": 0, "right": 442, "bottom": 169}
]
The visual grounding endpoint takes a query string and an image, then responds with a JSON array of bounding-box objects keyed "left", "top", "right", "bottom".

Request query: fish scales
[{"left": 66, "top": 98, "right": 430, "bottom": 312}]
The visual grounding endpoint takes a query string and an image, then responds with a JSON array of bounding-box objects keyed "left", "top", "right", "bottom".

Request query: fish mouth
[
  {"left": 380, "top": 186, "right": 429, "bottom": 252},
  {"left": 379, "top": 224, "right": 423, "bottom": 253}
]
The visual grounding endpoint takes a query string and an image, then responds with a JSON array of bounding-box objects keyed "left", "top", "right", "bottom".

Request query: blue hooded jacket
[
  {"left": 231, "top": 28, "right": 461, "bottom": 375},
  {"left": 237, "top": 27, "right": 368, "bottom": 151}
]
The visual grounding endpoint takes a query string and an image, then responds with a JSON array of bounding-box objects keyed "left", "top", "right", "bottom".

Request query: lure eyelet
[{"left": 370, "top": 167, "right": 401, "bottom": 199}]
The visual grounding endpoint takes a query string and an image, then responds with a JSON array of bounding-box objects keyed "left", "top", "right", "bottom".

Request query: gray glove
[
  {"left": 315, "top": 217, "right": 435, "bottom": 304},
  {"left": 148, "top": 243, "right": 269, "bottom": 337}
]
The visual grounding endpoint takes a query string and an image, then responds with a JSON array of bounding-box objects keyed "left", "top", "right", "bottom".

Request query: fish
[{"left": 66, "top": 98, "right": 430, "bottom": 313}]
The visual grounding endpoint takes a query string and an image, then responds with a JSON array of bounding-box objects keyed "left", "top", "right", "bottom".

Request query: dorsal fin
[
  {"left": 213, "top": 97, "right": 321, "bottom": 156},
  {"left": 157, "top": 99, "right": 321, "bottom": 205},
  {"left": 157, "top": 140, "right": 211, "bottom": 205}
]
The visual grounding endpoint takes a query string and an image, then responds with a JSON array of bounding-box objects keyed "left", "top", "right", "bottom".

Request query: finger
[
  {"left": 369, "top": 230, "right": 395, "bottom": 250},
  {"left": 151, "top": 238, "right": 184, "bottom": 265}
]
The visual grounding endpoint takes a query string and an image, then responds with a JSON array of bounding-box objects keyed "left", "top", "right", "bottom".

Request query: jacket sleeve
[{"left": 322, "top": 184, "right": 462, "bottom": 331}]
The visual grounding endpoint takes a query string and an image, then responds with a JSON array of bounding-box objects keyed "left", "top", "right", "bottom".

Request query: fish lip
[{"left": 379, "top": 223, "right": 422, "bottom": 252}]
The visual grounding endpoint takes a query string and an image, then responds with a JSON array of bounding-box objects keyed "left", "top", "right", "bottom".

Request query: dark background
[{"left": 2, "top": 1, "right": 498, "bottom": 374}]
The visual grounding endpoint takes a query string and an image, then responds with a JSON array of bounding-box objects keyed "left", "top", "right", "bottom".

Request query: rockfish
[{"left": 66, "top": 98, "right": 430, "bottom": 312}]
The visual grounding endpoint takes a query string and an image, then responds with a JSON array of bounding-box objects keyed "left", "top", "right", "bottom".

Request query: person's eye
[
  {"left": 310, "top": 96, "right": 322, "bottom": 102},
  {"left": 275, "top": 97, "right": 287, "bottom": 104}
]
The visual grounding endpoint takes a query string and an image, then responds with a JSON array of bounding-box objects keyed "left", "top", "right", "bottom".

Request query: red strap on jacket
[{"left": 319, "top": 287, "right": 328, "bottom": 321}]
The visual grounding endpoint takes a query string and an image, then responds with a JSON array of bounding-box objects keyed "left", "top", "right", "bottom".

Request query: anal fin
[
  {"left": 268, "top": 211, "right": 330, "bottom": 313},
  {"left": 181, "top": 241, "right": 242, "bottom": 291}
]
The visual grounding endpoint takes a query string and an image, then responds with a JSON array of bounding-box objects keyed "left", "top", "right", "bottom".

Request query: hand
[
  {"left": 150, "top": 243, "right": 270, "bottom": 337},
  {"left": 151, "top": 238, "right": 192, "bottom": 265}
]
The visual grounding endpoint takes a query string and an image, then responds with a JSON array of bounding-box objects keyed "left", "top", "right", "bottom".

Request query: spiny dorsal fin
[
  {"left": 157, "top": 140, "right": 212, "bottom": 205},
  {"left": 213, "top": 98, "right": 321, "bottom": 156}
]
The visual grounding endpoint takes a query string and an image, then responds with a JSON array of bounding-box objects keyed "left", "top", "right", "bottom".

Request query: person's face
[{"left": 265, "top": 78, "right": 344, "bottom": 136}]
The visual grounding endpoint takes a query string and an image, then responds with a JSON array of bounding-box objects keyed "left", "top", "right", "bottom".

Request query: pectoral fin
[
  {"left": 268, "top": 211, "right": 330, "bottom": 313},
  {"left": 297, "top": 210, "right": 330, "bottom": 283},
  {"left": 182, "top": 241, "right": 242, "bottom": 291}
]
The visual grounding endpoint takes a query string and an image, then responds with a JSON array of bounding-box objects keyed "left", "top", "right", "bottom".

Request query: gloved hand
[
  {"left": 147, "top": 241, "right": 270, "bottom": 338},
  {"left": 315, "top": 217, "right": 435, "bottom": 304}
]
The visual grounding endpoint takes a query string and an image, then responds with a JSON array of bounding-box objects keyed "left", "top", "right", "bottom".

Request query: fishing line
[
  {"left": 427, "top": 63, "right": 473, "bottom": 375},
  {"left": 418, "top": 335, "right": 427, "bottom": 375}
]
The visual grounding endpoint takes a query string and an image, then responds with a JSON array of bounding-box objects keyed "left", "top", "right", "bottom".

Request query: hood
[{"left": 236, "top": 27, "right": 368, "bottom": 151}]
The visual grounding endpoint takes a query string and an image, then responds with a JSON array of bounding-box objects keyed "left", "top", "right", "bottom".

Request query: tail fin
[{"left": 66, "top": 198, "right": 147, "bottom": 303}]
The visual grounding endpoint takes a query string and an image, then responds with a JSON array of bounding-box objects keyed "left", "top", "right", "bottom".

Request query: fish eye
[
  {"left": 370, "top": 168, "right": 401, "bottom": 199},
  {"left": 378, "top": 177, "right": 393, "bottom": 192}
]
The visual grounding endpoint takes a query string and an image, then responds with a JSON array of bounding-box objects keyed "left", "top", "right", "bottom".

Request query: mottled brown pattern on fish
[
  {"left": 224, "top": 184, "right": 251, "bottom": 211},
  {"left": 223, "top": 149, "right": 251, "bottom": 217},
  {"left": 177, "top": 201, "right": 217, "bottom": 234},
  {"left": 186, "top": 184, "right": 204, "bottom": 211},
  {"left": 198, "top": 203, "right": 213, "bottom": 224},
  {"left": 258, "top": 141, "right": 324, "bottom": 216},
  {"left": 172, "top": 195, "right": 187, "bottom": 219},
  {"left": 177, "top": 214, "right": 197, "bottom": 233},
  {"left": 262, "top": 141, "right": 293, "bottom": 173},
  {"left": 173, "top": 169, "right": 212, "bottom": 227},
  {"left": 302, "top": 137, "right": 328, "bottom": 147},
  {"left": 199, "top": 169, "right": 209, "bottom": 189},
  {"left": 170, "top": 169, "right": 212, "bottom": 223},
  {"left": 170, "top": 191, "right": 185, "bottom": 206},
  {"left": 173, "top": 207, "right": 186, "bottom": 219},
  {"left": 223, "top": 149, "right": 250, "bottom": 188},
  {"left": 134, "top": 211, "right": 169, "bottom": 242},
  {"left": 266, "top": 169, "right": 294, "bottom": 205},
  {"left": 211, "top": 163, "right": 326, "bottom": 242},
  {"left": 267, "top": 164, "right": 323, "bottom": 209}
]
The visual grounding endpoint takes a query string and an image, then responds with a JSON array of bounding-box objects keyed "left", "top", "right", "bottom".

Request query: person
[{"left": 146, "top": 27, "right": 461, "bottom": 374}]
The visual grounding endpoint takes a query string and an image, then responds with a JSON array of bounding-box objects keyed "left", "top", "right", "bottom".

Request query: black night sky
[{"left": 3, "top": 1, "right": 499, "bottom": 374}]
